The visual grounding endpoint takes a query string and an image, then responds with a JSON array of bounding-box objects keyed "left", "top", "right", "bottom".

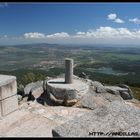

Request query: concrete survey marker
[
  {"left": 47, "top": 77, "right": 89, "bottom": 106},
  {"left": 46, "top": 58, "right": 89, "bottom": 106},
  {"left": 65, "top": 58, "right": 73, "bottom": 84},
  {"left": 0, "top": 74, "right": 18, "bottom": 117}
]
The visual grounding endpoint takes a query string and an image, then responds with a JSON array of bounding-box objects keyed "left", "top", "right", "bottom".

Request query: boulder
[
  {"left": 117, "top": 84, "right": 134, "bottom": 99},
  {"left": 24, "top": 81, "right": 44, "bottom": 100},
  {"left": 89, "top": 81, "right": 107, "bottom": 93},
  {"left": 105, "top": 86, "right": 133, "bottom": 100},
  {"left": 85, "top": 81, "right": 134, "bottom": 101},
  {"left": 24, "top": 82, "right": 34, "bottom": 95},
  {"left": 120, "top": 91, "right": 133, "bottom": 100}
]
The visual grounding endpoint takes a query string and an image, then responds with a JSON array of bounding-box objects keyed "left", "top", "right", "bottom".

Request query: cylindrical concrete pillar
[{"left": 65, "top": 58, "right": 73, "bottom": 84}]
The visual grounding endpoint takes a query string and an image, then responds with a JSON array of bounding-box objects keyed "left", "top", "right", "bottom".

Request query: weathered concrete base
[
  {"left": 49, "top": 92, "right": 78, "bottom": 106},
  {"left": 0, "top": 76, "right": 17, "bottom": 100},
  {"left": 0, "top": 75, "right": 18, "bottom": 117},
  {"left": 46, "top": 77, "right": 89, "bottom": 106},
  {"left": 0, "top": 103, "right": 1, "bottom": 117},
  {"left": 0, "top": 95, "right": 18, "bottom": 116}
]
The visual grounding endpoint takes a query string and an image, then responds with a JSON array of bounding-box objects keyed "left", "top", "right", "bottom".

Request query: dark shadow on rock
[
  {"left": 36, "top": 91, "right": 63, "bottom": 106},
  {"left": 52, "top": 129, "right": 61, "bottom": 137},
  {"left": 27, "top": 91, "right": 35, "bottom": 101},
  {"left": 48, "top": 81, "right": 65, "bottom": 84}
]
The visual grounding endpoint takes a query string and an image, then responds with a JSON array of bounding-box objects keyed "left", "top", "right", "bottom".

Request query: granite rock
[
  {"left": 52, "top": 101, "right": 140, "bottom": 137},
  {"left": 24, "top": 81, "right": 44, "bottom": 99}
]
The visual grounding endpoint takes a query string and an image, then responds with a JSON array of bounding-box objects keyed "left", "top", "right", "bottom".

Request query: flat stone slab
[
  {"left": 105, "top": 86, "right": 128, "bottom": 92},
  {"left": 52, "top": 101, "right": 140, "bottom": 137},
  {"left": 47, "top": 77, "right": 89, "bottom": 105}
]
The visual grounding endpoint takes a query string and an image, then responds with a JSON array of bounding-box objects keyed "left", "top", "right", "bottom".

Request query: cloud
[
  {"left": 24, "top": 32, "right": 45, "bottom": 39},
  {"left": 129, "top": 18, "right": 140, "bottom": 24},
  {"left": 73, "top": 27, "right": 138, "bottom": 39},
  {"left": 69, "top": 27, "right": 140, "bottom": 45},
  {"left": 107, "top": 13, "right": 117, "bottom": 20},
  {"left": 23, "top": 32, "right": 70, "bottom": 40},
  {"left": 76, "top": 32, "right": 86, "bottom": 35},
  {"left": 107, "top": 13, "right": 124, "bottom": 24},
  {"left": 24, "top": 32, "right": 70, "bottom": 39},
  {"left": 114, "top": 18, "right": 124, "bottom": 23},
  {"left": 46, "top": 32, "right": 70, "bottom": 38},
  {"left": 3, "top": 26, "right": 140, "bottom": 45},
  {"left": 22, "top": 27, "right": 140, "bottom": 42}
]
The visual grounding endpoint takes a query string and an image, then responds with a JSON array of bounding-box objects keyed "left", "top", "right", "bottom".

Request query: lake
[{"left": 86, "top": 67, "right": 129, "bottom": 76}]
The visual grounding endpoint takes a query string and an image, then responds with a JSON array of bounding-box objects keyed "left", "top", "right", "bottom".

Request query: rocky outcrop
[
  {"left": 71, "top": 77, "right": 133, "bottom": 110},
  {"left": 0, "top": 101, "right": 89, "bottom": 137},
  {"left": 18, "top": 74, "right": 139, "bottom": 138},
  {"left": 84, "top": 79, "right": 106, "bottom": 93},
  {"left": 105, "top": 85, "right": 133, "bottom": 100},
  {"left": 40, "top": 75, "right": 136, "bottom": 107},
  {"left": 74, "top": 91, "right": 124, "bottom": 110},
  {"left": 117, "top": 84, "right": 134, "bottom": 99},
  {"left": 1, "top": 74, "right": 139, "bottom": 137},
  {"left": 52, "top": 101, "right": 140, "bottom": 137},
  {"left": 22, "top": 76, "right": 135, "bottom": 108}
]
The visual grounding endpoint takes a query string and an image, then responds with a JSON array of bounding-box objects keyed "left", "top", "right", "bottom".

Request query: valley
[{"left": 0, "top": 43, "right": 140, "bottom": 100}]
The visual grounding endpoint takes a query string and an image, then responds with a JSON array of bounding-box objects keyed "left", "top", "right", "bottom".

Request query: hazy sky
[{"left": 1, "top": 2, "right": 140, "bottom": 45}]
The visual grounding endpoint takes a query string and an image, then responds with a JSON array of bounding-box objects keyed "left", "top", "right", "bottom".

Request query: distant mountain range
[{"left": 0, "top": 43, "right": 140, "bottom": 49}]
